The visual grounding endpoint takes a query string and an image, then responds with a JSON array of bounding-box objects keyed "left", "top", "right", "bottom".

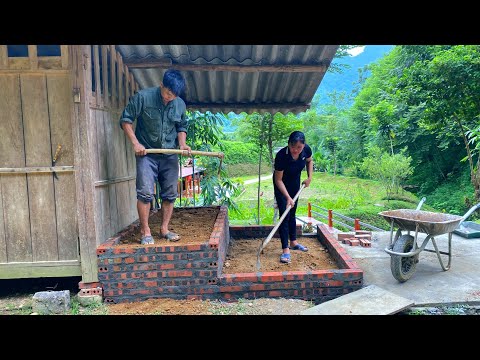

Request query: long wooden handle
[
  {"left": 257, "top": 184, "right": 306, "bottom": 255},
  {"left": 145, "top": 148, "right": 224, "bottom": 158}
]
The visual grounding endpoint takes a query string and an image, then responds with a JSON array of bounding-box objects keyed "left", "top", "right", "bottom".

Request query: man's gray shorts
[{"left": 136, "top": 154, "right": 179, "bottom": 204}]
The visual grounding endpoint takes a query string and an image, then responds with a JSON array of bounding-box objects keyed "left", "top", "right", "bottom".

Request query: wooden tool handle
[
  {"left": 145, "top": 149, "right": 224, "bottom": 158},
  {"left": 258, "top": 184, "right": 306, "bottom": 254}
]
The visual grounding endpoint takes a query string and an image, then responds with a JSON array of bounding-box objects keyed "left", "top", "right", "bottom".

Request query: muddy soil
[
  {"left": 119, "top": 207, "right": 219, "bottom": 245},
  {"left": 224, "top": 236, "right": 339, "bottom": 273}
]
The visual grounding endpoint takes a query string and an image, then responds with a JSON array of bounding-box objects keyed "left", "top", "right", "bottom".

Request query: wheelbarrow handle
[{"left": 461, "top": 202, "right": 480, "bottom": 223}]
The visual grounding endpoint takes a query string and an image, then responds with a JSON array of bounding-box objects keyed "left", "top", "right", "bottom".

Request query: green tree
[
  {"left": 395, "top": 45, "right": 480, "bottom": 201},
  {"left": 361, "top": 147, "right": 413, "bottom": 199},
  {"left": 186, "top": 111, "right": 241, "bottom": 210},
  {"left": 233, "top": 112, "right": 303, "bottom": 171}
]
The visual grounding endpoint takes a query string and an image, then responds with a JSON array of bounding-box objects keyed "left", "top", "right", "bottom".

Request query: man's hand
[
  {"left": 180, "top": 144, "right": 192, "bottom": 156},
  {"left": 133, "top": 142, "right": 147, "bottom": 156}
]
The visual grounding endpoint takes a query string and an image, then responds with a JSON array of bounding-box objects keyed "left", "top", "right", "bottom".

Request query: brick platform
[{"left": 97, "top": 206, "right": 363, "bottom": 304}]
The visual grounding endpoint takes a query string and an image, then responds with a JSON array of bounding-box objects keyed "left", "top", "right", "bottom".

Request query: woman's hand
[
  {"left": 287, "top": 196, "right": 295, "bottom": 208},
  {"left": 302, "top": 177, "right": 312, "bottom": 187}
]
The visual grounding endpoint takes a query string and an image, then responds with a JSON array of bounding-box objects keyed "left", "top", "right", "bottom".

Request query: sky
[{"left": 347, "top": 46, "right": 366, "bottom": 57}]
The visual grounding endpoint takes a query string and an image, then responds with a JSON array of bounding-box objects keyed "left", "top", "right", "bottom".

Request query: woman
[{"left": 273, "top": 131, "right": 313, "bottom": 263}]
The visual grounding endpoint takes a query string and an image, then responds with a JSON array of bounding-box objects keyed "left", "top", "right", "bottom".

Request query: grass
[{"left": 229, "top": 171, "right": 434, "bottom": 230}]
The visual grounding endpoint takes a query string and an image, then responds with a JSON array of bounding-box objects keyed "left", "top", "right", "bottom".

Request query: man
[{"left": 120, "top": 69, "right": 191, "bottom": 244}]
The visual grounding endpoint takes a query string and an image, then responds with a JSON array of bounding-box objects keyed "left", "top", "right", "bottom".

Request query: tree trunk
[
  {"left": 454, "top": 115, "right": 478, "bottom": 201},
  {"left": 267, "top": 114, "right": 274, "bottom": 173}
]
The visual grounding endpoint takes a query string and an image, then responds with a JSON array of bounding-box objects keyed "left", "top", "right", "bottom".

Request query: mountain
[
  {"left": 314, "top": 45, "right": 394, "bottom": 108},
  {"left": 223, "top": 45, "right": 394, "bottom": 131}
]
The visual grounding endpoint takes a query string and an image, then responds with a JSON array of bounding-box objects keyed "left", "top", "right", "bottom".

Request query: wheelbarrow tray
[
  {"left": 453, "top": 221, "right": 480, "bottom": 239},
  {"left": 379, "top": 209, "right": 463, "bottom": 236}
]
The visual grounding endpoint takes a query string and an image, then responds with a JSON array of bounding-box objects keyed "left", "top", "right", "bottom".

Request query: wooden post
[
  {"left": 71, "top": 45, "right": 100, "bottom": 283},
  {"left": 308, "top": 202, "right": 312, "bottom": 217},
  {"left": 354, "top": 218, "right": 360, "bottom": 231},
  {"left": 328, "top": 209, "right": 333, "bottom": 228}
]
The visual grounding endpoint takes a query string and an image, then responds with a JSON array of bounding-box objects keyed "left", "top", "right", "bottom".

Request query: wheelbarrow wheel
[{"left": 390, "top": 234, "right": 418, "bottom": 283}]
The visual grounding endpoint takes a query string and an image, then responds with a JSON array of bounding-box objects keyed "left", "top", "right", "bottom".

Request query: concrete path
[
  {"left": 301, "top": 284, "right": 414, "bottom": 315},
  {"left": 244, "top": 174, "right": 272, "bottom": 185},
  {"left": 337, "top": 229, "right": 480, "bottom": 306}
]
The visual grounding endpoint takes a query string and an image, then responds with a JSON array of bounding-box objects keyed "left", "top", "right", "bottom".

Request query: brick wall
[{"left": 98, "top": 207, "right": 363, "bottom": 304}]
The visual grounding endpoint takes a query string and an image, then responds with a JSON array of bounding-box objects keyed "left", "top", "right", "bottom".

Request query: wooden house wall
[
  {"left": 0, "top": 45, "right": 140, "bottom": 282},
  {"left": 88, "top": 45, "right": 138, "bottom": 247},
  {"left": 0, "top": 45, "right": 80, "bottom": 278}
]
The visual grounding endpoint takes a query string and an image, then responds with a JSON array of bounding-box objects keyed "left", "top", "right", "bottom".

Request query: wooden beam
[
  {"left": 0, "top": 260, "right": 81, "bottom": 279},
  {"left": 0, "top": 45, "right": 7, "bottom": 69},
  {"left": 187, "top": 102, "right": 310, "bottom": 111},
  {"left": 28, "top": 45, "right": 38, "bottom": 70},
  {"left": 0, "top": 166, "right": 74, "bottom": 174},
  {"left": 71, "top": 45, "right": 99, "bottom": 283},
  {"left": 124, "top": 60, "right": 327, "bottom": 73}
]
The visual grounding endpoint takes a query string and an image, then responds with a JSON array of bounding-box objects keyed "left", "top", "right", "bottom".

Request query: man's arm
[
  {"left": 177, "top": 131, "right": 191, "bottom": 154},
  {"left": 121, "top": 122, "right": 146, "bottom": 156}
]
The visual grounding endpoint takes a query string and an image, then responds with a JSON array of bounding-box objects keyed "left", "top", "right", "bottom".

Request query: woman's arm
[{"left": 274, "top": 170, "right": 295, "bottom": 208}]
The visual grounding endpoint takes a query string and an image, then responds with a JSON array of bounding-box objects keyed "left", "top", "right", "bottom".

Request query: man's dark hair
[
  {"left": 163, "top": 69, "right": 186, "bottom": 97},
  {"left": 288, "top": 131, "right": 305, "bottom": 145}
]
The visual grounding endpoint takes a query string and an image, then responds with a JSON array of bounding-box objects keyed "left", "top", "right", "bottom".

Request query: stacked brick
[
  {"left": 96, "top": 208, "right": 363, "bottom": 305},
  {"left": 337, "top": 230, "right": 372, "bottom": 247}
]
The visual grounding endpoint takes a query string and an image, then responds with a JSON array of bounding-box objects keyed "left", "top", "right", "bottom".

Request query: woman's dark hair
[
  {"left": 163, "top": 69, "right": 186, "bottom": 97},
  {"left": 288, "top": 131, "right": 305, "bottom": 145}
]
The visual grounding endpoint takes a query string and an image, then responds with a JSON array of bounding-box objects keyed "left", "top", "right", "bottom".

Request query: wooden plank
[
  {"left": 125, "top": 60, "right": 328, "bottom": 73},
  {"left": 95, "top": 186, "right": 109, "bottom": 246},
  {"left": 116, "top": 182, "right": 130, "bottom": 232},
  {"left": 0, "top": 178, "right": 5, "bottom": 262},
  {"left": 0, "top": 260, "right": 81, "bottom": 279},
  {"left": 101, "top": 45, "right": 109, "bottom": 108},
  {"left": 104, "top": 110, "right": 119, "bottom": 234},
  {"left": 96, "top": 110, "right": 110, "bottom": 243},
  {"left": 188, "top": 102, "right": 309, "bottom": 111},
  {"left": 8, "top": 57, "right": 30, "bottom": 70},
  {"left": 70, "top": 45, "right": 98, "bottom": 282},
  {"left": 61, "top": 45, "right": 69, "bottom": 69},
  {"left": 109, "top": 45, "right": 117, "bottom": 109},
  {"left": 117, "top": 50, "right": 124, "bottom": 109},
  {"left": 113, "top": 105, "right": 129, "bottom": 229},
  {"left": 38, "top": 57, "right": 61, "bottom": 70},
  {"left": 0, "top": 74, "right": 32, "bottom": 263},
  {"left": 0, "top": 69, "right": 69, "bottom": 75},
  {"left": 28, "top": 45, "right": 38, "bottom": 69},
  {"left": 129, "top": 72, "right": 135, "bottom": 97},
  {"left": 128, "top": 179, "right": 138, "bottom": 224},
  {"left": 0, "top": 166, "right": 74, "bottom": 173},
  {"left": 124, "top": 63, "right": 130, "bottom": 104},
  {"left": 21, "top": 74, "right": 58, "bottom": 262},
  {"left": 0, "top": 45, "right": 7, "bottom": 69},
  {"left": 93, "top": 45, "right": 101, "bottom": 107},
  {"left": 46, "top": 74, "right": 79, "bottom": 261},
  {"left": 94, "top": 175, "right": 136, "bottom": 187}
]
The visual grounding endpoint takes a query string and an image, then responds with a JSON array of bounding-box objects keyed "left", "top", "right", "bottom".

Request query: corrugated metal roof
[{"left": 115, "top": 45, "right": 339, "bottom": 114}]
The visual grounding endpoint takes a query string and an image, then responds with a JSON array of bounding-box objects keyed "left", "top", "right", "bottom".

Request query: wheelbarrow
[{"left": 378, "top": 203, "right": 480, "bottom": 283}]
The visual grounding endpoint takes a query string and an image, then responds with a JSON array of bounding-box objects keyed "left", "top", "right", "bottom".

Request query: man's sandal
[
  {"left": 140, "top": 235, "right": 154, "bottom": 245},
  {"left": 163, "top": 231, "right": 181, "bottom": 242}
]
